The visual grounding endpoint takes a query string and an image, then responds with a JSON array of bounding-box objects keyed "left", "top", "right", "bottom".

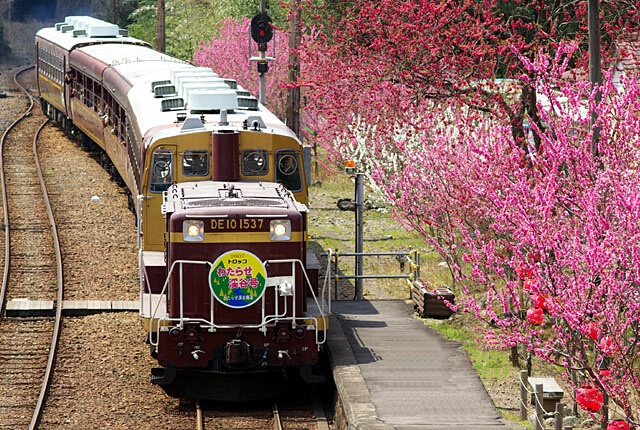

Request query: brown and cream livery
[{"left": 36, "top": 16, "right": 328, "bottom": 400}]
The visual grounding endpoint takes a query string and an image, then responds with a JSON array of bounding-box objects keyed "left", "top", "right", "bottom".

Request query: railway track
[
  {"left": 194, "top": 394, "right": 327, "bottom": 429},
  {"left": 0, "top": 64, "right": 335, "bottom": 429},
  {"left": 0, "top": 66, "right": 64, "bottom": 430}
]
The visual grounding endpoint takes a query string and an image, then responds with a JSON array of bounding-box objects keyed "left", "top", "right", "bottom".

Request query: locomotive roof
[{"left": 162, "top": 181, "right": 308, "bottom": 215}]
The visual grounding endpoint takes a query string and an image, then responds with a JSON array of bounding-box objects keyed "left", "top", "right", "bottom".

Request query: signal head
[{"left": 251, "top": 13, "right": 273, "bottom": 44}]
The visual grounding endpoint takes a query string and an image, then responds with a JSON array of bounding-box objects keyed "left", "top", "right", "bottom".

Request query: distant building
[{"left": 612, "top": 33, "right": 640, "bottom": 90}]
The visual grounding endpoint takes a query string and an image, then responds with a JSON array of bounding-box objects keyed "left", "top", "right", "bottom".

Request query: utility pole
[
  {"left": 157, "top": 0, "right": 166, "bottom": 53},
  {"left": 588, "top": 0, "right": 601, "bottom": 156},
  {"left": 286, "top": 0, "right": 301, "bottom": 139}
]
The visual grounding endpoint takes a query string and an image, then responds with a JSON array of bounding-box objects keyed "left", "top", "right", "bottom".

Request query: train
[{"left": 35, "top": 16, "right": 329, "bottom": 400}]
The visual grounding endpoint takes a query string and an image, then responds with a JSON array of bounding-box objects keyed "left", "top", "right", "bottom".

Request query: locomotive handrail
[
  {"left": 144, "top": 259, "right": 211, "bottom": 338},
  {"left": 263, "top": 258, "right": 330, "bottom": 324},
  {"left": 145, "top": 258, "right": 330, "bottom": 348}
]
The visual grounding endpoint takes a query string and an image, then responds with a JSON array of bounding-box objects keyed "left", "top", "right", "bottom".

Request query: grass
[
  {"left": 308, "top": 162, "right": 453, "bottom": 299},
  {"left": 426, "top": 318, "right": 515, "bottom": 381}
]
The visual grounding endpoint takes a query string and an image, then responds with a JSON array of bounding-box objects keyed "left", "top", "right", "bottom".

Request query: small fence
[
  {"left": 519, "top": 370, "right": 568, "bottom": 430},
  {"left": 323, "top": 248, "right": 420, "bottom": 300}
]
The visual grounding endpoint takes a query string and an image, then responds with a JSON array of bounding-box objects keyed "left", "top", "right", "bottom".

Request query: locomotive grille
[{"left": 184, "top": 198, "right": 285, "bottom": 208}]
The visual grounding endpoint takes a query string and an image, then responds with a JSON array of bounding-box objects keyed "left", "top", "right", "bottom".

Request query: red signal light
[{"left": 251, "top": 13, "right": 273, "bottom": 44}]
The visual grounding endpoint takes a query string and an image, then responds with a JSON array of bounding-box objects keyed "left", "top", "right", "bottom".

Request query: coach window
[
  {"left": 275, "top": 150, "right": 302, "bottom": 192},
  {"left": 150, "top": 150, "right": 174, "bottom": 193},
  {"left": 182, "top": 150, "right": 209, "bottom": 177},
  {"left": 242, "top": 149, "right": 268, "bottom": 176}
]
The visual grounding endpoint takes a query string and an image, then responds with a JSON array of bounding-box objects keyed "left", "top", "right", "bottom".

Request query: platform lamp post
[{"left": 345, "top": 160, "right": 364, "bottom": 300}]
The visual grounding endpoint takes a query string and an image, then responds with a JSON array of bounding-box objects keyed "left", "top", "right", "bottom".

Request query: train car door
[
  {"left": 143, "top": 146, "right": 176, "bottom": 251},
  {"left": 64, "top": 68, "right": 76, "bottom": 122}
]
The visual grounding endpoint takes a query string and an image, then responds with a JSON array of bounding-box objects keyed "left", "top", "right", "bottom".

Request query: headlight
[
  {"left": 183, "top": 220, "right": 204, "bottom": 242},
  {"left": 270, "top": 220, "right": 291, "bottom": 241}
]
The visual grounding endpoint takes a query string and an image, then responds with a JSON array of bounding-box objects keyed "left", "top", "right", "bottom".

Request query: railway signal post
[{"left": 250, "top": 12, "right": 275, "bottom": 105}]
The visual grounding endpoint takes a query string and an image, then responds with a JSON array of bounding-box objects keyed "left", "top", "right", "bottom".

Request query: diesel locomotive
[{"left": 35, "top": 16, "right": 329, "bottom": 400}]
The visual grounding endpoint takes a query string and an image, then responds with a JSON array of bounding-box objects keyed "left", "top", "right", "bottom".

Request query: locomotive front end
[{"left": 148, "top": 180, "right": 326, "bottom": 400}]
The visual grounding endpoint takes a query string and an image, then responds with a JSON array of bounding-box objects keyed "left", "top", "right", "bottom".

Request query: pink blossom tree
[
  {"left": 195, "top": 5, "right": 640, "bottom": 424},
  {"left": 193, "top": 17, "right": 291, "bottom": 119},
  {"left": 322, "top": 42, "right": 640, "bottom": 424}
]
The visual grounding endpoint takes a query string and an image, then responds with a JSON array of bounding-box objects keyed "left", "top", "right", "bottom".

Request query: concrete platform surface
[{"left": 327, "top": 299, "right": 522, "bottom": 429}]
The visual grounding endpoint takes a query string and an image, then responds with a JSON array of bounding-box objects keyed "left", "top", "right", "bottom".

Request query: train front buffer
[{"left": 149, "top": 181, "right": 327, "bottom": 374}]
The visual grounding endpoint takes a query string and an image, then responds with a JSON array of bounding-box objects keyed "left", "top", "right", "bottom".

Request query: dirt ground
[{"left": 0, "top": 18, "right": 586, "bottom": 429}]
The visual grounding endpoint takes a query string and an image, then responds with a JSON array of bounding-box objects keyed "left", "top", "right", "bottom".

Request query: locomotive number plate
[{"left": 210, "top": 218, "right": 264, "bottom": 231}]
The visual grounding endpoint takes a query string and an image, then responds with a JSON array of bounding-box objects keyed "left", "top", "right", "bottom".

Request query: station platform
[{"left": 327, "top": 299, "right": 521, "bottom": 429}]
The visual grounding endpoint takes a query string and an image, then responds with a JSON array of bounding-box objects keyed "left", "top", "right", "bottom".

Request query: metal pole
[
  {"left": 333, "top": 250, "right": 338, "bottom": 301},
  {"left": 588, "top": 0, "right": 601, "bottom": 155},
  {"left": 355, "top": 173, "right": 364, "bottom": 300},
  {"left": 259, "top": 0, "right": 267, "bottom": 105},
  {"left": 259, "top": 51, "right": 267, "bottom": 105},
  {"left": 286, "top": 0, "right": 301, "bottom": 139}
]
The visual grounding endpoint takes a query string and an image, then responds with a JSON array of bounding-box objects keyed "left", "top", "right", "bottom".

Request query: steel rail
[
  {"left": 0, "top": 65, "right": 35, "bottom": 312},
  {"left": 196, "top": 399, "right": 204, "bottom": 430},
  {"left": 0, "top": 65, "right": 64, "bottom": 430},
  {"left": 29, "top": 117, "right": 64, "bottom": 429},
  {"left": 273, "top": 401, "right": 283, "bottom": 430}
]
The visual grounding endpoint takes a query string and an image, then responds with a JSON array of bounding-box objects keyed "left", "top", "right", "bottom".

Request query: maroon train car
[{"left": 146, "top": 133, "right": 328, "bottom": 400}]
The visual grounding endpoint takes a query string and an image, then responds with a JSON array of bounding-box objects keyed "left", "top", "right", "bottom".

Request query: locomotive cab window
[
  {"left": 150, "top": 150, "right": 174, "bottom": 193},
  {"left": 182, "top": 150, "right": 209, "bottom": 177},
  {"left": 275, "top": 150, "right": 302, "bottom": 192},
  {"left": 242, "top": 149, "right": 268, "bottom": 176}
]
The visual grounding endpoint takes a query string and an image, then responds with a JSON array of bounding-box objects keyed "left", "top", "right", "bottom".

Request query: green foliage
[
  {"left": 128, "top": 0, "right": 221, "bottom": 60},
  {"left": 425, "top": 319, "right": 514, "bottom": 381},
  {"left": 114, "top": 0, "right": 141, "bottom": 27},
  {"left": 127, "top": 0, "right": 295, "bottom": 61},
  {"left": 127, "top": 0, "right": 157, "bottom": 46},
  {"left": 216, "top": 0, "right": 287, "bottom": 25}
]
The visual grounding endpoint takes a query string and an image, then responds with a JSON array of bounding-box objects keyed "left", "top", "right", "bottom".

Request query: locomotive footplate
[{"left": 150, "top": 365, "right": 311, "bottom": 401}]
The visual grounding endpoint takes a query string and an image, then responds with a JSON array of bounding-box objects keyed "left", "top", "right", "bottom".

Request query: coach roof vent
[
  {"left": 64, "top": 16, "right": 120, "bottom": 37},
  {"left": 73, "top": 29, "right": 87, "bottom": 37},
  {"left": 59, "top": 24, "right": 74, "bottom": 33},
  {"left": 161, "top": 98, "right": 185, "bottom": 111},
  {"left": 224, "top": 79, "right": 238, "bottom": 90},
  {"left": 187, "top": 89, "right": 238, "bottom": 113},
  {"left": 151, "top": 80, "right": 171, "bottom": 91},
  {"left": 154, "top": 84, "right": 177, "bottom": 98},
  {"left": 237, "top": 95, "right": 259, "bottom": 110},
  {"left": 170, "top": 68, "right": 218, "bottom": 82}
]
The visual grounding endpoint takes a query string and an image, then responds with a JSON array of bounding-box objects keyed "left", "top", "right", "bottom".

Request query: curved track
[{"left": 0, "top": 66, "right": 64, "bottom": 430}]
